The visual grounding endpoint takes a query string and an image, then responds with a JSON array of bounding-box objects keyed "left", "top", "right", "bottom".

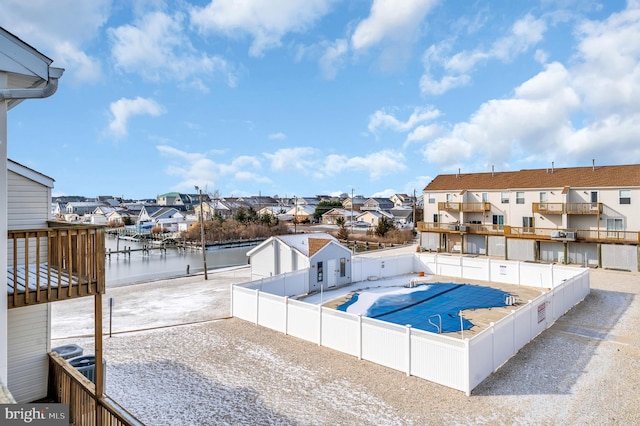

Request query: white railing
[{"left": 231, "top": 253, "right": 589, "bottom": 395}]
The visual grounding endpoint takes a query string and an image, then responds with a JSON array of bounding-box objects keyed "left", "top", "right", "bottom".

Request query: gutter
[{"left": 0, "top": 66, "right": 64, "bottom": 100}]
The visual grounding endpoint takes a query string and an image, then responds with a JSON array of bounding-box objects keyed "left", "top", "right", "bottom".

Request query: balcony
[
  {"left": 417, "top": 222, "right": 504, "bottom": 235},
  {"left": 7, "top": 222, "right": 105, "bottom": 309},
  {"left": 418, "top": 222, "right": 640, "bottom": 244},
  {"left": 533, "top": 202, "right": 603, "bottom": 215},
  {"left": 437, "top": 202, "right": 491, "bottom": 212}
]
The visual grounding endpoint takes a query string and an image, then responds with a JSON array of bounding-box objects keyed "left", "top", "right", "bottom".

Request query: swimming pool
[{"left": 336, "top": 283, "right": 512, "bottom": 333}]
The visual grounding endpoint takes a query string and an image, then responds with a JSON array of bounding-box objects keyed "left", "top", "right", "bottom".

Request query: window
[
  {"left": 607, "top": 218, "right": 623, "bottom": 238},
  {"left": 481, "top": 192, "right": 489, "bottom": 202},
  {"left": 539, "top": 192, "right": 547, "bottom": 202},
  {"left": 619, "top": 190, "right": 631, "bottom": 205},
  {"left": 590, "top": 191, "right": 598, "bottom": 203},
  {"left": 428, "top": 193, "right": 436, "bottom": 204},
  {"left": 433, "top": 214, "right": 440, "bottom": 223},
  {"left": 516, "top": 192, "right": 525, "bottom": 204},
  {"left": 340, "top": 258, "right": 346, "bottom": 277},
  {"left": 446, "top": 193, "right": 453, "bottom": 202},
  {"left": 492, "top": 215, "right": 504, "bottom": 230},
  {"left": 501, "top": 192, "right": 509, "bottom": 204},
  {"left": 523, "top": 217, "right": 534, "bottom": 228},
  {"left": 317, "top": 261, "right": 324, "bottom": 282}
]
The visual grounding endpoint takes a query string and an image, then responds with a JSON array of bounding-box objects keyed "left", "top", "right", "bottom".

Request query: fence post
[
  {"left": 358, "top": 315, "right": 363, "bottom": 360},
  {"left": 464, "top": 338, "right": 472, "bottom": 396},
  {"left": 405, "top": 325, "right": 412, "bottom": 377},
  {"left": 229, "top": 283, "right": 234, "bottom": 317},
  {"left": 459, "top": 256, "right": 463, "bottom": 278},
  {"left": 487, "top": 258, "right": 491, "bottom": 282},
  {"left": 255, "top": 289, "right": 259, "bottom": 325},
  {"left": 318, "top": 305, "right": 322, "bottom": 346},
  {"left": 284, "top": 297, "right": 289, "bottom": 335}
]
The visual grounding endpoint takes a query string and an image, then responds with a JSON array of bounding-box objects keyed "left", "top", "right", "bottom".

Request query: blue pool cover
[{"left": 336, "top": 283, "right": 511, "bottom": 333}]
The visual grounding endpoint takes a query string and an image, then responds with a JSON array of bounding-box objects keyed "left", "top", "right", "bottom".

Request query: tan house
[{"left": 419, "top": 163, "right": 640, "bottom": 271}]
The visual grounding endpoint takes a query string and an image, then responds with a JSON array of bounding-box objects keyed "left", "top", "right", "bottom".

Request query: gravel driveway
[{"left": 52, "top": 264, "right": 640, "bottom": 425}]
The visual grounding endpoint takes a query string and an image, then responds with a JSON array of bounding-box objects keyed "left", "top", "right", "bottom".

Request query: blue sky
[{"left": 2, "top": 0, "right": 639, "bottom": 200}]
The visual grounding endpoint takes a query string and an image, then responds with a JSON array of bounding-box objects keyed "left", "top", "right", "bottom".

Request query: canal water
[{"left": 105, "top": 236, "right": 253, "bottom": 287}]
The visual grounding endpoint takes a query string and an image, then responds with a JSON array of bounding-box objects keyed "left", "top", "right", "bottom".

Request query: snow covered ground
[{"left": 51, "top": 252, "right": 640, "bottom": 425}]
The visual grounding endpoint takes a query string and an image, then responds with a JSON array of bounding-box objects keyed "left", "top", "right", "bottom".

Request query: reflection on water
[{"left": 105, "top": 237, "right": 252, "bottom": 287}]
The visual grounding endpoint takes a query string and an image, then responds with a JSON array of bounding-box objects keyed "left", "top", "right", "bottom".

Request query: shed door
[{"left": 327, "top": 259, "right": 337, "bottom": 288}]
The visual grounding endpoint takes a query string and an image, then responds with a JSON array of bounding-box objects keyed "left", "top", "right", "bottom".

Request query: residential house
[
  {"left": 342, "top": 195, "right": 366, "bottom": 212},
  {"left": 418, "top": 164, "right": 640, "bottom": 271},
  {"left": 390, "top": 193, "right": 415, "bottom": 207},
  {"left": 361, "top": 197, "right": 394, "bottom": 212},
  {"left": 1, "top": 29, "right": 135, "bottom": 423},
  {"left": 65, "top": 201, "right": 108, "bottom": 216},
  {"left": 246, "top": 233, "right": 352, "bottom": 292},
  {"left": 321, "top": 208, "right": 357, "bottom": 225},
  {"left": 389, "top": 206, "right": 414, "bottom": 227},
  {"left": 138, "top": 206, "right": 181, "bottom": 227},
  {"left": 357, "top": 210, "right": 394, "bottom": 228},
  {"left": 157, "top": 192, "right": 207, "bottom": 210},
  {"left": 287, "top": 203, "right": 316, "bottom": 223}
]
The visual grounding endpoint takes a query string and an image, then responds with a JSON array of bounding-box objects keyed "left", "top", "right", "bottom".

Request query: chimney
[
  {"left": 491, "top": 165, "right": 494, "bottom": 177},
  {"left": 592, "top": 159, "right": 595, "bottom": 171},
  {"left": 551, "top": 161, "right": 555, "bottom": 173}
]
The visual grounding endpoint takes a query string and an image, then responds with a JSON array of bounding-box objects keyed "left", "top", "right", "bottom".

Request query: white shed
[{"left": 247, "top": 233, "right": 352, "bottom": 292}]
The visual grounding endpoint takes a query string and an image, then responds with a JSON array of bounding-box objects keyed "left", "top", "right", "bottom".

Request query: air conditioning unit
[
  {"left": 459, "top": 225, "right": 468, "bottom": 232},
  {"left": 551, "top": 230, "right": 565, "bottom": 238},
  {"left": 564, "top": 231, "right": 576, "bottom": 240}
]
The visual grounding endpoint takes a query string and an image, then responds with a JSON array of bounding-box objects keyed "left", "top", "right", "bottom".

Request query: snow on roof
[{"left": 274, "top": 233, "right": 337, "bottom": 257}]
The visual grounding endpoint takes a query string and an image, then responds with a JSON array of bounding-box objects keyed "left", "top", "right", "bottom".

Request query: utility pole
[
  {"left": 293, "top": 195, "right": 297, "bottom": 234},
  {"left": 351, "top": 188, "right": 354, "bottom": 234},
  {"left": 195, "top": 186, "right": 208, "bottom": 280}
]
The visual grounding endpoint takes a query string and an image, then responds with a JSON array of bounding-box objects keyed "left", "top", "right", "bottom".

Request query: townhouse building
[{"left": 418, "top": 164, "right": 640, "bottom": 271}]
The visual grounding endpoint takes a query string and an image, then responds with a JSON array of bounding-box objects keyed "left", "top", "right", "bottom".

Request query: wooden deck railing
[
  {"left": 437, "top": 202, "right": 491, "bottom": 212},
  {"left": 7, "top": 222, "right": 105, "bottom": 308},
  {"left": 417, "top": 222, "right": 640, "bottom": 243},
  {"left": 532, "top": 202, "right": 602, "bottom": 214},
  {"left": 48, "top": 352, "right": 143, "bottom": 426}
]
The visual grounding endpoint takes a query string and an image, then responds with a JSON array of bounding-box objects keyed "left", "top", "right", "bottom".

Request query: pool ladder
[{"left": 428, "top": 314, "right": 442, "bottom": 334}]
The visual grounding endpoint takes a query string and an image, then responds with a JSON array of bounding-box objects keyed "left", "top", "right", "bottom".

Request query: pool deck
[{"left": 303, "top": 272, "right": 546, "bottom": 339}]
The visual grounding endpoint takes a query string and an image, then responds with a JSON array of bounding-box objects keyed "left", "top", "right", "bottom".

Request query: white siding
[
  {"left": 7, "top": 169, "right": 51, "bottom": 230},
  {"left": 7, "top": 304, "right": 50, "bottom": 402}
]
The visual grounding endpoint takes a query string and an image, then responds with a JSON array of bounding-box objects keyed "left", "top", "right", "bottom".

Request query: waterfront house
[
  {"left": 357, "top": 210, "right": 394, "bottom": 228},
  {"left": 418, "top": 164, "right": 640, "bottom": 271},
  {"left": 246, "top": 233, "right": 352, "bottom": 293}
]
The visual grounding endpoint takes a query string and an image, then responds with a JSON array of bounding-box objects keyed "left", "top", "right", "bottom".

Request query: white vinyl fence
[{"left": 231, "top": 253, "right": 589, "bottom": 395}]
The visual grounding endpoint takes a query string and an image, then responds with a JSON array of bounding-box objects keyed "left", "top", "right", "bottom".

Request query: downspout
[{"left": 0, "top": 67, "right": 64, "bottom": 101}]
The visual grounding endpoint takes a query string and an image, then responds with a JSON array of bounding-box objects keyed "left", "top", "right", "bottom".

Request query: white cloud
[
  {"left": 351, "top": 0, "right": 437, "bottom": 51},
  {"left": 157, "top": 146, "right": 269, "bottom": 192},
  {"left": 368, "top": 107, "right": 440, "bottom": 134},
  {"left": 319, "top": 39, "right": 349, "bottom": 79},
  {"left": 420, "top": 14, "right": 547, "bottom": 96},
  {"left": 405, "top": 124, "right": 442, "bottom": 147},
  {"left": 190, "top": 0, "right": 336, "bottom": 57},
  {"left": 322, "top": 150, "right": 407, "bottom": 180},
  {"left": 108, "top": 97, "right": 166, "bottom": 137},
  {"left": 268, "top": 132, "right": 287, "bottom": 141},
  {"left": 264, "top": 147, "right": 318, "bottom": 172},
  {"left": 109, "top": 11, "right": 236, "bottom": 88},
  {"left": 0, "top": 0, "right": 109, "bottom": 84}
]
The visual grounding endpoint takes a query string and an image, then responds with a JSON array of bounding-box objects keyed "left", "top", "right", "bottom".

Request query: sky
[{"left": 2, "top": 0, "right": 639, "bottom": 200}]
